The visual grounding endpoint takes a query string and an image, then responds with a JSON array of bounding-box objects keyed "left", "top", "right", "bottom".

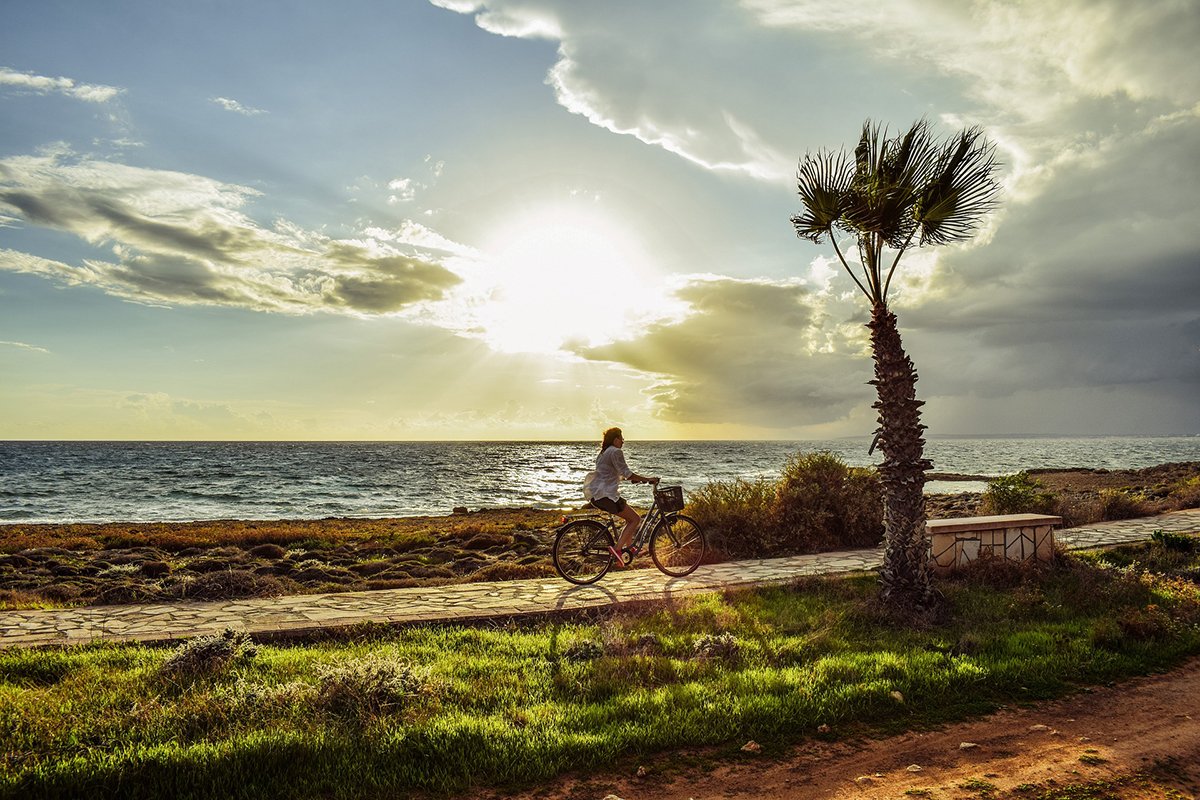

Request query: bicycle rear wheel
[
  {"left": 649, "top": 514, "right": 705, "bottom": 577},
  {"left": 553, "top": 520, "right": 615, "bottom": 584}
]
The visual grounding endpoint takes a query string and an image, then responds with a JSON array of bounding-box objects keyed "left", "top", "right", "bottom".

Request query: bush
[
  {"left": 1097, "top": 489, "right": 1150, "bottom": 521},
  {"left": 561, "top": 639, "right": 604, "bottom": 663},
  {"left": 465, "top": 561, "right": 554, "bottom": 582},
  {"left": 693, "top": 632, "right": 740, "bottom": 660},
  {"left": 174, "top": 569, "right": 284, "bottom": 601},
  {"left": 248, "top": 543, "right": 286, "bottom": 559},
  {"left": 1164, "top": 477, "right": 1200, "bottom": 511},
  {"left": 983, "top": 472, "right": 1058, "bottom": 515},
  {"left": 1151, "top": 530, "right": 1197, "bottom": 553},
  {"left": 1118, "top": 604, "right": 1174, "bottom": 641},
  {"left": 161, "top": 628, "right": 257, "bottom": 676},
  {"left": 773, "top": 452, "right": 883, "bottom": 552},
  {"left": 316, "top": 651, "right": 436, "bottom": 719},
  {"left": 687, "top": 478, "right": 777, "bottom": 557},
  {"left": 689, "top": 451, "right": 883, "bottom": 559}
]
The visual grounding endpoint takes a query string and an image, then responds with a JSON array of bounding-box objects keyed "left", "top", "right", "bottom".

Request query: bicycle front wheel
[
  {"left": 553, "top": 520, "right": 615, "bottom": 585},
  {"left": 650, "top": 514, "right": 706, "bottom": 577}
]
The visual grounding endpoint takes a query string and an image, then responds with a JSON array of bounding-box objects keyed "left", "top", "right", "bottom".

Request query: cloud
[
  {"left": 0, "top": 151, "right": 462, "bottom": 315},
  {"left": 746, "top": 0, "right": 1200, "bottom": 111},
  {"left": 903, "top": 110, "right": 1200, "bottom": 400},
  {"left": 746, "top": 0, "right": 1200, "bottom": 426},
  {"left": 575, "top": 276, "right": 873, "bottom": 428},
  {"left": 436, "top": 1, "right": 1199, "bottom": 188},
  {"left": 210, "top": 96, "right": 267, "bottom": 115},
  {"left": 432, "top": 0, "right": 1199, "bottom": 434},
  {"left": 0, "top": 340, "right": 50, "bottom": 354},
  {"left": 387, "top": 177, "right": 419, "bottom": 203},
  {"left": 0, "top": 67, "right": 123, "bottom": 103},
  {"left": 363, "top": 220, "right": 479, "bottom": 257},
  {"left": 432, "top": 1, "right": 794, "bottom": 181}
]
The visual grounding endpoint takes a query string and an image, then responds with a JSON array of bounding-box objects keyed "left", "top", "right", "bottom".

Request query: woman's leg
[{"left": 615, "top": 506, "right": 640, "bottom": 549}]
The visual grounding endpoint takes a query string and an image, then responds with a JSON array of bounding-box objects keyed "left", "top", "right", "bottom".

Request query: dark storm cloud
[{"left": 904, "top": 112, "right": 1200, "bottom": 400}]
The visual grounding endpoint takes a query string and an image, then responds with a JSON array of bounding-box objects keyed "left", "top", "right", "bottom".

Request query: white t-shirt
[{"left": 593, "top": 446, "right": 633, "bottom": 501}]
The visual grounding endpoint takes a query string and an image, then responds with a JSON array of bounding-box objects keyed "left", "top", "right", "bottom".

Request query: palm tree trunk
[{"left": 868, "top": 302, "right": 934, "bottom": 608}]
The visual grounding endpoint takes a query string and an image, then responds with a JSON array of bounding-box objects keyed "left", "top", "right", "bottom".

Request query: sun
[{"left": 470, "top": 206, "right": 667, "bottom": 354}]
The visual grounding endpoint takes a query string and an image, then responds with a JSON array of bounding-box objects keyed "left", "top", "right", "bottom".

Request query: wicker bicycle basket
[{"left": 654, "top": 485, "right": 685, "bottom": 512}]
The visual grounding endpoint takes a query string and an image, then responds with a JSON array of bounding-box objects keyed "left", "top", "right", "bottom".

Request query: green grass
[{"left": 3, "top": 538, "right": 1200, "bottom": 799}]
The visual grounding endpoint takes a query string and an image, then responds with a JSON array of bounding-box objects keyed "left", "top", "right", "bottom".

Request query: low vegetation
[
  {"left": 0, "top": 510, "right": 562, "bottom": 610},
  {"left": 4, "top": 534, "right": 1200, "bottom": 799},
  {"left": 983, "top": 469, "right": 1200, "bottom": 526},
  {"left": 688, "top": 451, "right": 883, "bottom": 559}
]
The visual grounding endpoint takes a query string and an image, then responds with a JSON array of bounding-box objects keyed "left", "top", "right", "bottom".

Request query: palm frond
[
  {"left": 843, "top": 120, "right": 941, "bottom": 249},
  {"left": 792, "top": 148, "right": 853, "bottom": 243},
  {"left": 792, "top": 117, "right": 1001, "bottom": 304},
  {"left": 915, "top": 127, "right": 1001, "bottom": 246}
]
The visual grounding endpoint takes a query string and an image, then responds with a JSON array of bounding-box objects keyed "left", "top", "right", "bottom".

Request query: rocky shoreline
[{"left": 2, "top": 462, "right": 1196, "bottom": 610}]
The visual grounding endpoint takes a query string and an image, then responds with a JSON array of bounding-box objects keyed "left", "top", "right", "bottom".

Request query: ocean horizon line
[{"left": 2, "top": 433, "right": 1196, "bottom": 445}]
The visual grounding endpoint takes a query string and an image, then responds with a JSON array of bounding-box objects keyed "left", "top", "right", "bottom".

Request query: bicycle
[{"left": 552, "top": 485, "right": 707, "bottom": 585}]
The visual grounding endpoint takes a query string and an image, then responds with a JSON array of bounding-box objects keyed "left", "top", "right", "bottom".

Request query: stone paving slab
[{"left": 2, "top": 509, "right": 1198, "bottom": 650}]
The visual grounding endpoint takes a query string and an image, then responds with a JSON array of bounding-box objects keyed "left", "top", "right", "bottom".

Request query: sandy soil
[{"left": 470, "top": 658, "right": 1200, "bottom": 800}]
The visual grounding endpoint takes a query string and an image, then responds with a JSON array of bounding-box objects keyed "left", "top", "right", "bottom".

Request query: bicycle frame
[
  {"left": 567, "top": 488, "right": 674, "bottom": 552},
  {"left": 553, "top": 484, "right": 704, "bottom": 583}
]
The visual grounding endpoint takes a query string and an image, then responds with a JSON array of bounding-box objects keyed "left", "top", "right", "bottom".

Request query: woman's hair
[{"left": 600, "top": 427, "right": 623, "bottom": 453}]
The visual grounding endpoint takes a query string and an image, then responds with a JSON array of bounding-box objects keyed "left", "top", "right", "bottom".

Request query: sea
[{"left": 1, "top": 437, "right": 1198, "bottom": 525}]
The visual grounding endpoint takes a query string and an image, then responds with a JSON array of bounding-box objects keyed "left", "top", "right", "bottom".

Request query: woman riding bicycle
[{"left": 590, "top": 427, "right": 658, "bottom": 564}]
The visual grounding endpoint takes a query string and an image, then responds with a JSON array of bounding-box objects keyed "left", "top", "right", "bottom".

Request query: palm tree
[{"left": 791, "top": 119, "right": 1001, "bottom": 608}]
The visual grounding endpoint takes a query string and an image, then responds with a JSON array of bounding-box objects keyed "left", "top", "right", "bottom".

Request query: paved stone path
[{"left": 3, "top": 509, "right": 1198, "bottom": 650}]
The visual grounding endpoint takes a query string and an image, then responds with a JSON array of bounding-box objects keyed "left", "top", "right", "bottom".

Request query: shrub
[
  {"left": 693, "top": 632, "right": 740, "bottom": 660},
  {"left": 983, "top": 472, "right": 1057, "bottom": 515},
  {"left": 1097, "top": 489, "right": 1150, "bottom": 521},
  {"left": 465, "top": 562, "right": 554, "bottom": 582},
  {"left": 316, "top": 651, "right": 436, "bottom": 719},
  {"left": 561, "top": 639, "right": 604, "bottom": 663},
  {"left": 690, "top": 451, "right": 883, "bottom": 559},
  {"left": 773, "top": 452, "right": 883, "bottom": 552},
  {"left": 37, "top": 583, "right": 83, "bottom": 604},
  {"left": 463, "top": 533, "right": 514, "bottom": 550},
  {"left": 248, "top": 543, "right": 287, "bottom": 559},
  {"left": 174, "top": 569, "right": 283, "bottom": 601},
  {"left": 1151, "top": 530, "right": 1197, "bottom": 553},
  {"left": 1164, "top": 476, "right": 1200, "bottom": 511},
  {"left": 687, "top": 478, "right": 777, "bottom": 558},
  {"left": 161, "top": 628, "right": 257, "bottom": 676},
  {"left": 1117, "top": 604, "right": 1174, "bottom": 641},
  {"left": 140, "top": 560, "right": 171, "bottom": 578}
]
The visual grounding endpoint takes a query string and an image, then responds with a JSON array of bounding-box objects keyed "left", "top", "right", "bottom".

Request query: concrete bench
[{"left": 926, "top": 513, "right": 1061, "bottom": 572}]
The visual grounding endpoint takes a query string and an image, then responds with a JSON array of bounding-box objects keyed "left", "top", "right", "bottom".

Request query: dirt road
[{"left": 477, "top": 657, "right": 1200, "bottom": 800}]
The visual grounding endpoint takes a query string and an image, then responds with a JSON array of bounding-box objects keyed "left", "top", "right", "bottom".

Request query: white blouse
[{"left": 592, "top": 446, "right": 633, "bottom": 501}]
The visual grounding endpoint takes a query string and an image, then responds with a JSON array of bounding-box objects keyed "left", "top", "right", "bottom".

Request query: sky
[{"left": 0, "top": 0, "right": 1197, "bottom": 441}]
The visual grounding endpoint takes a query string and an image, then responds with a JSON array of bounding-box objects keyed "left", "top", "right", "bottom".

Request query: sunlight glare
[{"left": 474, "top": 207, "right": 665, "bottom": 354}]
